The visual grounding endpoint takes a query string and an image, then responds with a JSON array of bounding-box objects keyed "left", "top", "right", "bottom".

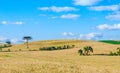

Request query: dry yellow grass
[{"left": 0, "top": 40, "right": 120, "bottom": 73}]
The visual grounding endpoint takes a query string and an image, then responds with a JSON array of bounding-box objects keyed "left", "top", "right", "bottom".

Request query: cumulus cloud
[
  {"left": 61, "top": 14, "right": 80, "bottom": 19},
  {"left": 105, "top": 12, "right": 120, "bottom": 20},
  {"left": 38, "top": 6, "right": 79, "bottom": 12},
  {"left": 62, "top": 32, "right": 75, "bottom": 36},
  {"left": 89, "top": 4, "right": 120, "bottom": 11},
  {"left": 79, "top": 32, "right": 103, "bottom": 40},
  {"left": 0, "top": 21, "right": 24, "bottom": 25},
  {"left": 97, "top": 23, "right": 120, "bottom": 30},
  {"left": 74, "top": 0, "right": 102, "bottom": 6},
  {"left": 62, "top": 32, "right": 103, "bottom": 40},
  {"left": 10, "top": 39, "right": 19, "bottom": 44}
]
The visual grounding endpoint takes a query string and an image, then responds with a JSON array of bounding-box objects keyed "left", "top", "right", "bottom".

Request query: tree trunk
[{"left": 26, "top": 40, "right": 29, "bottom": 48}]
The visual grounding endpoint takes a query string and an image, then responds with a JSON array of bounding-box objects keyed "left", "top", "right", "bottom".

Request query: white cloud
[
  {"left": 79, "top": 32, "right": 103, "bottom": 40},
  {"left": 89, "top": 4, "right": 120, "bottom": 11},
  {"left": 38, "top": 6, "right": 79, "bottom": 12},
  {"left": 74, "top": 0, "right": 102, "bottom": 6},
  {"left": 62, "top": 32, "right": 75, "bottom": 36},
  {"left": 13, "top": 22, "right": 24, "bottom": 25},
  {"left": 0, "top": 37, "right": 7, "bottom": 42},
  {"left": 105, "top": 12, "right": 120, "bottom": 20},
  {"left": 61, "top": 14, "right": 80, "bottom": 19},
  {"left": 1, "top": 21, "right": 7, "bottom": 24},
  {"left": 0, "top": 36, "right": 21, "bottom": 44},
  {"left": 10, "top": 38, "right": 19, "bottom": 44},
  {"left": 97, "top": 23, "right": 120, "bottom": 30},
  {"left": 0, "top": 21, "right": 24, "bottom": 25}
]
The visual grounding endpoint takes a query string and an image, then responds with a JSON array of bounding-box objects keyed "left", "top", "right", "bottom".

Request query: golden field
[{"left": 0, "top": 40, "right": 120, "bottom": 73}]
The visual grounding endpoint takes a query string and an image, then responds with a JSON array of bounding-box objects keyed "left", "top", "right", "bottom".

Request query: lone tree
[
  {"left": 23, "top": 36, "right": 32, "bottom": 48},
  {"left": 83, "top": 46, "right": 93, "bottom": 55}
]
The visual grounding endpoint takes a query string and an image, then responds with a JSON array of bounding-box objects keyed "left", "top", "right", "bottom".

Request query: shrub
[
  {"left": 117, "top": 48, "right": 120, "bottom": 55},
  {"left": 8, "top": 49, "right": 11, "bottom": 52},
  {"left": 19, "top": 49, "right": 22, "bottom": 51},
  {"left": 78, "top": 49, "right": 83, "bottom": 55},
  {"left": 71, "top": 45, "right": 75, "bottom": 48},
  {"left": 109, "top": 52, "right": 118, "bottom": 56},
  {"left": 63, "top": 45, "right": 67, "bottom": 49},
  {"left": 109, "top": 47, "right": 120, "bottom": 56},
  {"left": 0, "top": 48, "right": 2, "bottom": 52},
  {"left": 57, "top": 46, "right": 62, "bottom": 50}
]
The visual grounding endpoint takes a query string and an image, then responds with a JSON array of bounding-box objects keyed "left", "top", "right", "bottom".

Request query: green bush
[
  {"left": 117, "top": 48, "right": 120, "bottom": 55},
  {"left": 78, "top": 46, "right": 94, "bottom": 56},
  {"left": 78, "top": 49, "right": 83, "bottom": 55},
  {"left": 39, "top": 45, "right": 75, "bottom": 51},
  {"left": 8, "top": 49, "right": 11, "bottom": 52},
  {"left": 19, "top": 49, "right": 22, "bottom": 51},
  {"left": 0, "top": 48, "right": 2, "bottom": 52},
  {"left": 109, "top": 47, "right": 120, "bottom": 56},
  {"left": 109, "top": 52, "right": 118, "bottom": 56}
]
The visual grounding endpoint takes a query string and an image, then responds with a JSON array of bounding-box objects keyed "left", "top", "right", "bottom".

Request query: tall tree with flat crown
[{"left": 23, "top": 36, "right": 32, "bottom": 48}]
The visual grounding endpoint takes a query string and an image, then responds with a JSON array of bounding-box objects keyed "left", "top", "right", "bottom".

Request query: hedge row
[{"left": 39, "top": 45, "right": 75, "bottom": 51}]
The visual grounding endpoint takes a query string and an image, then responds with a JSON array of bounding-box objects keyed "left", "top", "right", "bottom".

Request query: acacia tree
[{"left": 23, "top": 36, "right": 32, "bottom": 48}]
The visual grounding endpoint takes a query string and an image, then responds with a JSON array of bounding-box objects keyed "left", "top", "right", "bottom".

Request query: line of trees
[{"left": 39, "top": 45, "right": 75, "bottom": 51}]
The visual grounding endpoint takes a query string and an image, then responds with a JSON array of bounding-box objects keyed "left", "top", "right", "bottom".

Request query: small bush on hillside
[
  {"left": 71, "top": 45, "right": 75, "bottom": 48},
  {"left": 117, "top": 48, "right": 120, "bottom": 55},
  {"left": 109, "top": 47, "right": 120, "bottom": 56},
  {"left": 109, "top": 52, "right": 118, "bottom": 56},
  {"left": 39, "top": 45, "right": 75, "bottom": 51},
  {"left": 78, "top": 49, "right": 83, "bottom": 55},
  {"left": 0, "top": 48, "right": 2, "bottom": 52},
  {"left": 19, "top": 49, "right": 22, "bottom": 51},
  {"left": 8, "top": 49, "right": 11, "bottom": 52}
]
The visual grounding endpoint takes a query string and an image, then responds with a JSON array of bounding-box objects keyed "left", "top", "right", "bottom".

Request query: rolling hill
[
  {"left": 5, "top": 39, "right": 120, "bottom": 54},
  {"left": 0, "top": 40, "right": 120, "bottom": 73}
]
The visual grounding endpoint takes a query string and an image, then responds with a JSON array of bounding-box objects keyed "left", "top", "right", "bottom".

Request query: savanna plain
[{"left": 0, "top": 40, "right": 120, "bottom": 73}]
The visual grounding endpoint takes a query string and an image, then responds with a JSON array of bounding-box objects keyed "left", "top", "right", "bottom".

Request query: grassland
[{"left": 0, "top": 40, "right": 120, "bottom": 73}]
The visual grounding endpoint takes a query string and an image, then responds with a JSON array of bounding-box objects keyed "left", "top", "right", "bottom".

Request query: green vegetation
[
  {"left": 99, "top": 40, "right": 120, "bottom": 44},
  {"left": 0, "top": 45, "right": 12, "bottom": 52},
  {"left": 109, "top": 47, "right": 120, "bottom": 56},
  {"left": 39, "top": 45, "right": 75, "bottom": 51},
  {"left": 78, "top": 46, "right": 93, "bottom": 56}
]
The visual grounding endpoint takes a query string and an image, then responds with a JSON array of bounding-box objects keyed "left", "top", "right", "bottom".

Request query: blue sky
[{"left": 0, "top": 0, "right": 120, "bottom": 43}]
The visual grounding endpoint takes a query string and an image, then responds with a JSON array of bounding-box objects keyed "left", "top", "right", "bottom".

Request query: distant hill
[
  {"left": 99, "top": 40, "right": 120, "bottom": 45},
  {"left": 4, "top": 39, "right": 120, "bottom": 54}
]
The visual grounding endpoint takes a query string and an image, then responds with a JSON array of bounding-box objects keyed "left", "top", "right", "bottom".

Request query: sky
[{"left": 0, "top": 0, "right": 120, "bottom": 43}]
